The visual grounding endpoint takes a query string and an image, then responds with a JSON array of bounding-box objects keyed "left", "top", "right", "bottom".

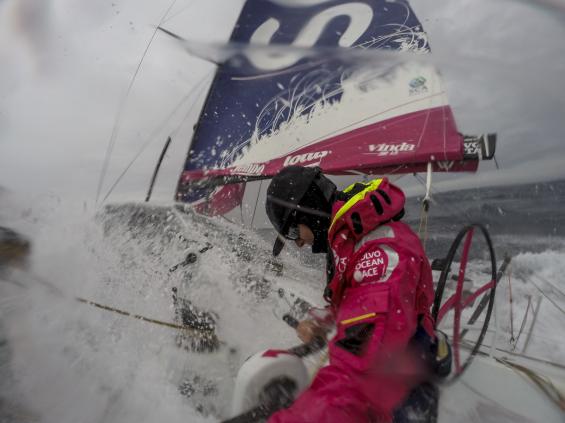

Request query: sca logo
[{"left": 283, "top": 150, "right": 330, "bottom": 166}]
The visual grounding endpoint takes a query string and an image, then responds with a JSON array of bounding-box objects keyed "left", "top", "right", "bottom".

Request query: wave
[
  {"left": 0, "top": 201, "right": 323, "bottom": 423},
  {"left": 2, "top": 194, "right": 564, "bottom": 422}
]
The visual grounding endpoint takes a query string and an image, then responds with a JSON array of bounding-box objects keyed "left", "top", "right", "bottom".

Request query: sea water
[{"left": 1, "top": 180, "right": 564, "bottom": 423}]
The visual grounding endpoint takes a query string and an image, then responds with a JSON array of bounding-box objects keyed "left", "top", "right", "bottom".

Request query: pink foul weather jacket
[{"left": 269, "top": 178, "right": 435, "bottom": 423}]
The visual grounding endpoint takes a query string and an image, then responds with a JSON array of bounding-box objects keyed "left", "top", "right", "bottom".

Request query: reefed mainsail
[{"left": 175, "top": 0, "right": 492, "bottom": 215}]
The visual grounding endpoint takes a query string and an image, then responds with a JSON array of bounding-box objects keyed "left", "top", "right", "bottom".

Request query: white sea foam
[
  {"left": 2, "top": 192, "right": 564, "bottom": 422},
  {"left": 0, "top": 194, "right": 323, "bottom": 422},
  {"left": 1, "top": 200, "right": 209, "bottom": 423}
]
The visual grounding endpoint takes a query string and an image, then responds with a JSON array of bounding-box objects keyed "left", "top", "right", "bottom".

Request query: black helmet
[{"left": 265, "top": 166, "right": 336, "bottom": 256}]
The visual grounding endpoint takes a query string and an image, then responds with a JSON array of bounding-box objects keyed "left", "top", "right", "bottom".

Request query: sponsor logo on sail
[
  {"left": 464, "top": 141, "right": 481, "bottom": 157},
  {"left": 283, "top": 150, "right": 330, "bottom": 166},
  {"left": 232, "top": 163, "right": 265, "bottom": 175},
  {"left": 368, "top": 142, "right": 415, "bottom": 156},
  {"left": 409, "top": 76, "right": 428, "bottom": 96}
]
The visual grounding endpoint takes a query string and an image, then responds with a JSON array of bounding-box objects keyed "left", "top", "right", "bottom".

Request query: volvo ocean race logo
[
  {"left": 232, "top": 163, "right": 265, "bottom": 175},
  {"left": 353, "top": 248, "right": 388, "bottom": 283},
  {"left": 368, "top": 142, "right": 415, "bottom": 156},
  {"left": 283, "top": 150, "right": 330, "bottom": 166}
]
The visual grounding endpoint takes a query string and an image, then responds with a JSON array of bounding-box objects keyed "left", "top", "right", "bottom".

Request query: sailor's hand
[{"left": 296, "top": 319, "right": 326, "bottom": 344}]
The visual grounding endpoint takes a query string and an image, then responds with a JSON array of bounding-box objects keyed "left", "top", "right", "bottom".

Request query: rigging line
[
  {"left": 100, "top": 72, "right": 212, "bottom": 204},
  {"left": 417, "top": 162, "right": 432, "bottom": 249},
  {"left": 169, "top": 71, "right": 214, "bottom": 138},
  {"left": 508, "top": 264, "right": 515, "bottom": 342},
  {"left": 466, "top": 338, "right": 565, "bottom": 372},
  {"left": 156, "top": 27, "right": 221, "bottom": 66},
  {"left": 240, "top": 201, "right": 245, "bottom": 225},
  {"left": 493, "top": 155, "right": 501, "bottom": 170},
  {"left": 499, "top": 329, "right": 560, "bottom": 344},
  {"left": 522, "top": 296, "right": 542, "bottom": 354},
  {"left": 220, "top": 214, "right": 237, "bottom": 225},
  {"left": 250, "top": 180, "right": 263, "bottom": 229},
  {"left": 412, "top": 173, "right": 474, "bottom": 224},
  {"left": 495, "top": 357, "right": 565, "bottom": 411},
  {"left": 417, "top": 205, "right": 428, "bottom": 247},
  {"left": 525, "top": 276, "right": 565, "bottom": 316},
  {"left": 529, "top": 271, "right": 565, "bottom": 300},
  {"left": 162, "top": 0, "right": 197, "bottom": 24},
  {"left": 512, "top": 295, "right": 532, "bottom": 352},
  {"left": 95, "top": 0, "right": 179, "bottom": 206}
]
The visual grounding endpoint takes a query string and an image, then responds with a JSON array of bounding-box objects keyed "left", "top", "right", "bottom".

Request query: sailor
[{"left": 265, "top": 166, "right": 439, "bottom": 423}]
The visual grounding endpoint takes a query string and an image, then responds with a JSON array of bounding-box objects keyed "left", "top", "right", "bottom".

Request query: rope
[
  {"left": 530, "top": 272, "right": 565, "bottom": 301},
  {"left": 75, "top": 297, "right": 218, "bottom": 348},
  {"left": 76, "top": 297, "right": 188, "bottom": 331},
  {"left": 495, "top": 357, "right": 565, "bottom": 411},
  {"left": 522, "top": 296, "right": 543, "bottom": 354},
  {"left": 507, "top": 264, "right": 515, "bottom": 342},
  {"left": 417, "top": 163, "right": 432, "bottom": 249},
  {"left": 417, "top": 201, "right": 429, "bottom": 249},
  {"left": 525, "top": 276, "right": 565, "bottom": 316},
  {"left": 512, "top": 295, "right": 531, "bottom": 351},
  {"left": 6, "top": 269, "right": 214, "bottom": 342},
  {"left": 412, "top": 173, "right": 474, "bottom": 226}
]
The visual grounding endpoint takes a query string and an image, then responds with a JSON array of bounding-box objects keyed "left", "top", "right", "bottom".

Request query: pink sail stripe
[{"left": 180, "top": 106, "right": 464, "bottom": 183}]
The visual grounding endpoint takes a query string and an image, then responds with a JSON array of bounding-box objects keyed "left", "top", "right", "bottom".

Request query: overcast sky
[{"left": 1, "top": 0, "right": 565, "bottom": 210}]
